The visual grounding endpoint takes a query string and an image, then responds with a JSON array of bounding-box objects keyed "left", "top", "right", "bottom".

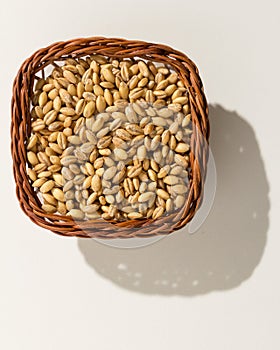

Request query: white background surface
[{"left": 0, "top": 0, "right": 279, "bottom": 349}]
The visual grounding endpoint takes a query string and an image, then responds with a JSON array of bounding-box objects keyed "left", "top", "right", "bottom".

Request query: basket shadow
[{"left": 77, "top": 104, "right": 269, "bottom": 296}]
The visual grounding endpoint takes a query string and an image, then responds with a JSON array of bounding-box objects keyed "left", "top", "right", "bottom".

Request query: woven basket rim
[{"left": 11, "top": 36, "right": 209, "bottom": 238}]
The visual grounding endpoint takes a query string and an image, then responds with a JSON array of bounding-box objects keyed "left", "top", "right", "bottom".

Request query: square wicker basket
[{"left": 11, "top": 37, "right": 209, "bottom": 239}]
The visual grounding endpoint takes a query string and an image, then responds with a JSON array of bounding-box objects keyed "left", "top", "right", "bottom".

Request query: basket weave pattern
[{"left": 11, "top": 37, "right": 209, "bottom": 238}]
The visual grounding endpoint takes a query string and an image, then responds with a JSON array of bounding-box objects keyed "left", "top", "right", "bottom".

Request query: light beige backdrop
[{"left": 0, "top": 0, "right": 279, "bottom": 349}]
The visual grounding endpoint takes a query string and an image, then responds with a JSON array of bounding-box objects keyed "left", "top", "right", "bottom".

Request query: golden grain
[{"left": 40, "top": 180, "right": 55, "bottom": 193}]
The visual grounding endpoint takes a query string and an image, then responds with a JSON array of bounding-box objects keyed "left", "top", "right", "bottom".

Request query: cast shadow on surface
[{"left": 78, "top": 104, "right": 270, "bottom": 296}]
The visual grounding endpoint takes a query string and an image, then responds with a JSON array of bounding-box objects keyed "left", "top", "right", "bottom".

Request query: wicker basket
[{"left": 11, "top": 37, "right": 209, "bottom": 239}]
